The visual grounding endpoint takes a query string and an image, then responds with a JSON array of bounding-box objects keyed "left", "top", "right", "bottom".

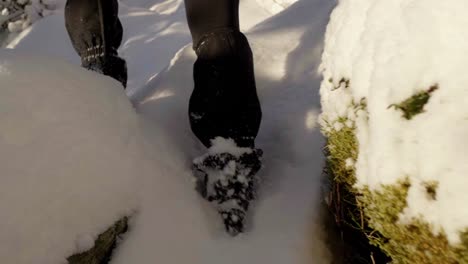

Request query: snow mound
[
  {"left": 320, "top": 0, "right": 468, "bottom": 245},
  {"left": 0, "top": 51, "right": 139, "bottom": 264}
]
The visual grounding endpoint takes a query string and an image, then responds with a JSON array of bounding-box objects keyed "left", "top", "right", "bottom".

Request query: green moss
[
  {"left": 322, "top": 89, "right": 468, "bottom": 263},
  {"left": 389, "top": 84, "right": 438, "bottom": 120},
  {"left": 422, "top": 180, "right": 439, "bottom": 201},
  {"left": 359, "top": 180, "right": 468, "bottom": 263},
  {"left": 67, "top": 217, "right": 128, "bottom": 264},
  {"left": 322, "top": 101, "right": 389, "bottom": 264},
  {"left": 330, "top": 78, "right": 350, "bottom": 91}
]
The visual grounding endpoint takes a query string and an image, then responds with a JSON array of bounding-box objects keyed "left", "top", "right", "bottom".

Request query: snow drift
[{"left": 320, "top": 0, "right": 468, "bottom": 262}]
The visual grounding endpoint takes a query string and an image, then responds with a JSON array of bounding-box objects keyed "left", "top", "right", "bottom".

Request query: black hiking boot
[
  {"left": 65, "top": 0, "right": 127, "bottom": 88},
  {"left": 188, "top": 28, "right": 263, "bottom": 236},
  {"left": 188, "top": 29, "right": 262, "bottom": 149}
]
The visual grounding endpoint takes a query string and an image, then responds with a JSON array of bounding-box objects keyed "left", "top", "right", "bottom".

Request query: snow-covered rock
[
  {"left": 0, "top": 51, "right": 139, "bottom": 264},
  {"left": 320, "top": 0, "right": 468, "bottom": 262}
]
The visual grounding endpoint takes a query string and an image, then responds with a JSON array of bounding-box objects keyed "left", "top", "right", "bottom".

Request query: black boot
[
  {"left": 188, "top": 29, "right": 262, "bottom": 148},
  {"left": 188, "top": 29, "right": 263, "bottom": 235},
  {"left": 184, "top": 0, "right": 262, "bottom": 235},
  {"left": 64, "top": 0, "right": 127, "bottom": 88}
]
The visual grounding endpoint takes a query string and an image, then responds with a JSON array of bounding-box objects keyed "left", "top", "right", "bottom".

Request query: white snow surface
[
  {"left": 320, "top": 0, "right": 468, "bottom": 244},
  {"left": 255, "top": 0, "right": 298, "bottom": 14},
  {"left": 2, "top": 0, "right": 336, "bottom": 263}
]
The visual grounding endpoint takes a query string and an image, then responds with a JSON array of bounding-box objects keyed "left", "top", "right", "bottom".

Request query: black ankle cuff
[
  {"left": 193, "top": 27, "right": 245, "bottom": 57},
  {"left": 82, "top": 52, "right": 127, "bottom": 89}
]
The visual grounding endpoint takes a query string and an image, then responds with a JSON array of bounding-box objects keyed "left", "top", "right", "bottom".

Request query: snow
[
  {"left": 0, "top": 52, "right": 139, "bottom": 264},
  {"left": 1, "top": 0, "right": 336, "bottom": 263},
  {"left": 7, "top": 20, "right": 24, "bottom": 32},
  {"left": 254, "top": 0, "right": 298, "bottom": 14},
  {"left": 2, "top": 0, "right": 62, "bottom": 33},
  {"left": 204, "top": 137, "right": 253, "bottom": 157},
  {"left": 320, "top": 0, "right": 468, "bottom": 244},
  {"left": 75, "top": 234, "right": 95, "bottom": 253},
  {"left": 345, "top": 158, "right": 354, "bottom": 169}
]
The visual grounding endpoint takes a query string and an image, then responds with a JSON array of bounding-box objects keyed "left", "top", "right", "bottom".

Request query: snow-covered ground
[
  {"left": 320, "top": 0, "right": 468, "bottom": 245},
  {"left": 1, "top": 0, "right": 336, "bottom": 263}
]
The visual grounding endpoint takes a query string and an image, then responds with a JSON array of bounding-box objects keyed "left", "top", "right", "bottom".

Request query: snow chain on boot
[{"left": 192, "top": 148, "right": 263, "bottom": 236}]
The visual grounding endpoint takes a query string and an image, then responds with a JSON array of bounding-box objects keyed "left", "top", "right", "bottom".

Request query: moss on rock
[
  {"left": 322, "top": 101, "right": 390, "bottom": 264},
  {"left": 67, "top": 217, "right": 128, "bottom": 264},
  {"left": 389, "top": 85, "right": 438, "bottom": 120},
  {"left": 322, "top": 92, "right": 468, "bottom": 263},
  {"left": 360, "top": 181, "right": 468, "bottom": 264}
]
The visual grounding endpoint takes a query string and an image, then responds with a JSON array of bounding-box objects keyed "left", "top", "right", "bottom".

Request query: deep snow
[{"left": 1, "top": 0, "right": 336, "bottom": 263}]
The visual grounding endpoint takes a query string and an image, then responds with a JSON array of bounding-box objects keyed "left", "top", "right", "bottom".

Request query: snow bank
[
  {"left": 0, "top": 51, "right": 139, "bottom": 264},
  {"left": 320, "top": 0, "right": 468, "bottom": 260}
]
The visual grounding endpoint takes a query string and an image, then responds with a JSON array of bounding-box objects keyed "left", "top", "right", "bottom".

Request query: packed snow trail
[
  {"left": 115, "top": 0, "right": 335, "bottom": 263},
  {"left": 1, "top": 0, "right": 336, "bottom": 263}
]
